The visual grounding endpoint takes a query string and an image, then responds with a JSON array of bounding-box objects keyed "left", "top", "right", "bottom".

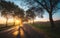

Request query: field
[{"left": 31, "top": 20, "right": 60, "bottom": 38}]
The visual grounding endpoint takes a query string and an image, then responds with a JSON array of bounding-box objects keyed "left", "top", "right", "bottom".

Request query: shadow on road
[
  {"left": 22, "top": 24, "right": 46, "bottom": 38},
  {"left": 16, "top": 24, "right": 46, "bottom": 38},
  {"left": 16, "top": 26, "right": 21, "bottom": 38},
  {"left": 0, "top": 24, "right": 46, "bottom": 38},
  {"left": 16, "top": 26, "right": 31, "bottom": 38}
]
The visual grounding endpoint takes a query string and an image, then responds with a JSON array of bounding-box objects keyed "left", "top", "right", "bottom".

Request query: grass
[{"left": 30, "top": 21, "right": 60, "bottom": 38}]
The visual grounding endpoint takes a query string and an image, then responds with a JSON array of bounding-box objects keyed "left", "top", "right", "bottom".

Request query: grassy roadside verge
[{"left": 30, "top": 23, "right": 60, "bottom": 38}]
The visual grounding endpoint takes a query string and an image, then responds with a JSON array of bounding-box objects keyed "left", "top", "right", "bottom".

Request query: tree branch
[{"left": 34, "top": 0, "right": 49, "bottom": 12}]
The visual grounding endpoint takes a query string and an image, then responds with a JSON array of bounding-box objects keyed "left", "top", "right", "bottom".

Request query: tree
[
  {"left": 0, "top": 0, "right": 24, "bottom": 26},
  {"left": 13, "top": 7, "right": 24, "bottom": 26},
  {"left": 1, "top": 9, "right": 9, "bottom": 26},
  {"left": 0, "top": 0, "right": 14, "bottom": 26},
  {"left": 26, "top": 7, "right": 36, "bottom": 24},
  {"left": 34, "top": 0, "right": 60, "bottom": 28},
  {"left": 9, "top": 6, "right": 24, "bottom": 26},
  {"left": 24, "top": 0, "right": 60, "bottom": 28},
  {"left": 0, "top": 0, "right": 18, "bottom": 11}
]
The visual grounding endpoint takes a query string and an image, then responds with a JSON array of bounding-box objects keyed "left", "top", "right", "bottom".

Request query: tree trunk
[
  {"left": 33, "top": 19, "right": 34, "bottom": 24},
  {"left": 49, "top": 13, "right": 55, "bottom": 28},
  {"left": 6, "top": 18, "right": 8, "bottom": 27},
  {"left": 13, "top": 17, "right": 15, "bottom": 26},
  {"left": 20, "top": 18, "right": 23, "bottom": 27},
  {"left": 13, "top": 19, "right": 15, "bottom": 26}
]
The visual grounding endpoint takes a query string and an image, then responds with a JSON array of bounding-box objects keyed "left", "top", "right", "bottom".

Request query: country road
[{"left": 0, "top": 24, "right": 47, "bottom": 38}]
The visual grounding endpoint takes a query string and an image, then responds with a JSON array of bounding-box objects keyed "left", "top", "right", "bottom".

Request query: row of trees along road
[
  {"left": 0, "top": 0, "right": 60, "bottom": 29},
  {"left": 25, "top": 0, "right": 60, "bottom": 29},
  {"left": 0, "top": 0, "right": 24, "bottom": 27},
  {"left": 26, "top": 7, "right": 36, "bottom": 24}
]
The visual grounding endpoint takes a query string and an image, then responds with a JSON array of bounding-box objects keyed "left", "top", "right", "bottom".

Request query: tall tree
[
  {"left": 0, "top": 0, "right": 24, "bottom": 26},
  {"left": 25, "top": 0, "right": 60, "bottom": 28},
  {"left": 1, "top": 9, "right": 9, "bottom": 26},
  {"left": 26, "top": 7, "right": 36, "bottom": 24},
  {"left": 34, "top": 0, "right": 60, "bottom": 28},
  {"left": 13, "top": 7, "right": 24, "bottom": 26},
  {"left": 0, "top": 0, "right": 16, "bottom": 26}
]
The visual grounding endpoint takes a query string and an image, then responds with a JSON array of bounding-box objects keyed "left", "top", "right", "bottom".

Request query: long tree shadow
[
  {"left": 22, "top": 24, "right": 46, "bottom": 38},
  {"left": 16, "top": 24, "right": 46, "bottom": 38},
  {"left": 16, "top": 26, "right": 21, "bottom": 38},
  {"left": 21, "top": 27, "right": 31, "bottom": 38},
  {"left": 16, "top": 26, "right": 31, "bottom": 38}
]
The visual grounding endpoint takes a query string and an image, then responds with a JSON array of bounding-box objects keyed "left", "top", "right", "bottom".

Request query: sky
[{"left": 3, "top": 0, "right": 60, "bottom": 21}]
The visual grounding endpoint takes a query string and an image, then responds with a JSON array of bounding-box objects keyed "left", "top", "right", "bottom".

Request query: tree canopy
[
  {"left": 21, "top": 0, "right": 60, "bottom": 28},
  {"left": 0, "top": 0, "right": 24, "bottom": 18}
]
